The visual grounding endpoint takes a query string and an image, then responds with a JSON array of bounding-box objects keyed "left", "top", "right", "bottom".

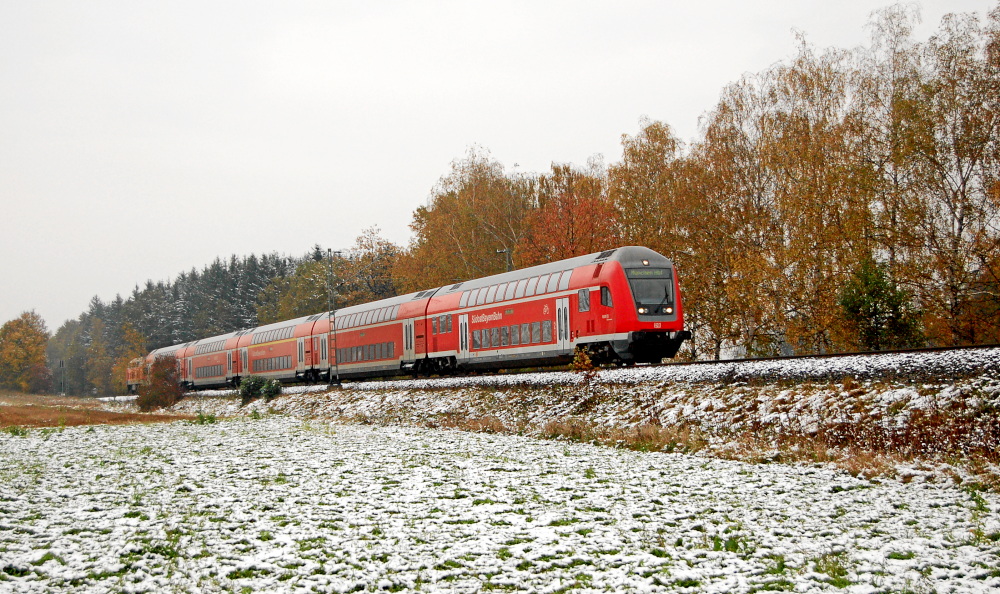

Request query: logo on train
[{"left": 471, "top": 311, "right": 503, "bottom": 324}]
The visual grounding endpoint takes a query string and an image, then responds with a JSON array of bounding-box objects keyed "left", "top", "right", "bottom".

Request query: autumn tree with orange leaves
[
  {"left": 519, "top": 161, "right": 616, "bottom": 266},
  {"left": 0, "top": 311, "right": 52, "bottom": 393}
]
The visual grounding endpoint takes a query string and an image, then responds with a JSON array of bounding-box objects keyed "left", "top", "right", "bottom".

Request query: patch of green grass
[
  {"left": 887, "top": 551, "right": 915, "bottom": 560},
  {"left": 811, "top": 552, "right": 851, "bottom": 588},
  {"left": 763, "top": 554, "right": 787, "bottom": 575},
  {"left": 548, "top": 518, "right": 578, "bottom": 527},
  {"left": 227, "top": 567, "right": 272, "bottom": 580},
  {"left": 2, "top": 426, "right": 29, "bottom": 437},
  {"left": 30, "top": 552, "right": 64, "bottom": 566},
  {"left": 194, "top": 411, "right": 217, "bottom": 424}
]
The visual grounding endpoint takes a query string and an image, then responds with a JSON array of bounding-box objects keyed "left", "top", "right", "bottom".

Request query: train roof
[{"left": 432, "top": 246, "right": 672, "bottom": 297}]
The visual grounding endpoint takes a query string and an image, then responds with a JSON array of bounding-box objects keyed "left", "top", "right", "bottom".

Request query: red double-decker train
[{"left": 126, "top": 246, "right": 690, "bottom": 391}]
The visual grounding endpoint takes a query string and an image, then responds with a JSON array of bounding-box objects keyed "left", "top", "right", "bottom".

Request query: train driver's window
[{"left": 601, "top": 286, "right": 613, "bottom": 307}]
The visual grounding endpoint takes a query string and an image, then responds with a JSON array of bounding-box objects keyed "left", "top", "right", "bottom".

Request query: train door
[
  {"left": 297, "top": 338, "right": 307, "bottom": 375},
  {"left": 312, "top": 337, "right": 320, "bottom": 366},
  {"left": 556, "top": 297, "right": 571, "bottom": 353},
  {"left": 241, "top": 348, "right": 249, "bottom": 376},
  {"left": 458, "top": 314, "right": 469, "bottom": 361},
  {"left": 403, "top": 318, "right": 416, "bottom": 362},
  {"left": 228, "top": 349, "right": 236, "bottom": 381}
]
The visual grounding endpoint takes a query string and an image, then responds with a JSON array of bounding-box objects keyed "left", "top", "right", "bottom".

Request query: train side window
[
  {"left": 546, "top": 272, "right": 561, "bottom": 293},
  {"left": 477, "top": 288, "right": 488, "bottom": 306},
  {"left": 389, "top": 342, "right": 395, "bottom": 358},
  {"left": 469, "top": 288, "right": 480, "bottom": 306},
  {"left": 578, "top": 289, "right": 590, "bottom": 312},
  {"left": 432, "top": 318, "right": 438, "bottom": 335},
  {"left": 486, "top": 285, "right": 498, "bottom": 303},
  {"left": 495, "top": 283, "right": 507, "bottom": 302},
  {"left": 446, "top": 315, "right": 452, "bottom": 333},
  {"left": 525, "top": 277, "right": 539, "bottom": 296},
  {"left": 521, "top": 323, "right": 530, "bottom": 343},
  {"left": 460, "top": 291, "right": 470, "bottom": 308},
  {"left": 491, "top": 327, "right": 500, "bottom": 347},
  {"left": 535, "top": 274, "right": 549, "bottom": 295},
  {"left": 601, "top": 286, "right": 613, "bottom": 307},
  {"left": 542, "top": 320, "right": 553, "bottom": 342},
  {"left": 472, "top": 330, "right": 481, "bottom": 350},
  {"left": 510, "top": 324, "right": 520, "bottom": 345},
  {"left": 375, "top": 308, "right": 385, "bottom": 323},
  {"left": 500, "top": 326, "right": 509, "bottom": 346},
  {"left": 559, "top": 271, "right": 572, "bottom": 291},
  {"left": 515, "top": 279, "right": 528, "bottom": 298},
  {"left": 391, "top": 305, "right": 400, "bottom": 320},
  {"left": 504, "top": 282, "right": 517, "bottom": 300},
  {"left": 531, "top": 322, "right": 541, "bottom": 344}
]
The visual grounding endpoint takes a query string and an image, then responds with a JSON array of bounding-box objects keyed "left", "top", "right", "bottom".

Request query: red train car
[{"left": 127, "top": 246, "right": 690, "bottom": 390}]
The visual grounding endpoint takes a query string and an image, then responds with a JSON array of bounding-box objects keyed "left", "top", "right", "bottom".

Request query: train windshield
[{"left": 626, "top": 268, "right": 674, "bottom": 307}]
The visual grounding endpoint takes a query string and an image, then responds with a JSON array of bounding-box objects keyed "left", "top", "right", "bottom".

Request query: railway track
[{"left": 330, "top": 343, "right": 1000, "bottom": 389}]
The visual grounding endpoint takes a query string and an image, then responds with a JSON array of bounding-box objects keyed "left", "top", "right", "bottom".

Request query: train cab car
[
  {"left": 581, "top": 246, "right": 689, "bottom": 363},
  {"left": 422, "top": 246, "right": 688, "bottom": 371}
]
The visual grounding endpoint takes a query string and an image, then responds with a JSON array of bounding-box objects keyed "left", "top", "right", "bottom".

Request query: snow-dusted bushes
[{"left": 239, "top": 376, "right": 282, "bottom": 406}]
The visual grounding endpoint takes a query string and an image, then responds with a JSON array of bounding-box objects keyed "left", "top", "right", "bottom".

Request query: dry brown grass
[
  {"left": 0, "top": 391, "right": 193, "bottom": 428},
  {"left": 541, "top": 419, "right": 709, "bottom": 454}
]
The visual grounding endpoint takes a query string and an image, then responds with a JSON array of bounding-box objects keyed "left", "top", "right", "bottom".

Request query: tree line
[{"left": 2, "top": 3, "right": 996, "bottom": 395}]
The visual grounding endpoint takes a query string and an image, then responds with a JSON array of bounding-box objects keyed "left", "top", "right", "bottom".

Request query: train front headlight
[
  {"left": 637, "top": 307, "right": 649, "bottom": 314},
  {"left": 663, "top": 307, "right": 674, "bottom": 315}
]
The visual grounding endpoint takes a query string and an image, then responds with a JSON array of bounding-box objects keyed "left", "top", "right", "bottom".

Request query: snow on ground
[{"left": 2, "top": 415, "right": 999, "bottom": 593}]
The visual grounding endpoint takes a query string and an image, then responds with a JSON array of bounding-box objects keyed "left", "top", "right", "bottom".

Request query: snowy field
[{"left": 2, "top": 415, "right": 999, "bottom": 593}]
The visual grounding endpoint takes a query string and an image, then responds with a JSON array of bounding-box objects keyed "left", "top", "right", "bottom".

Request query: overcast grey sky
[{"left": 1, "top": 0, "right": 992, "bottom": 330}]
